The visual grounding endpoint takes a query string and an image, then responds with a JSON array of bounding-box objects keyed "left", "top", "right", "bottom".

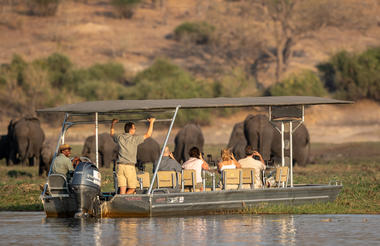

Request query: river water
[{"left": 0, "top": 212, "right": 378, "bottom": 246}]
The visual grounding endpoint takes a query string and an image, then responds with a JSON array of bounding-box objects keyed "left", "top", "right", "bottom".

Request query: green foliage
[
  {"left": 269, "top": 70, "right": 327, "bottom": 96},
  {"left": 44, "top": 53, "right": 73, "bottom": 89},
  {"left": 76, "top": 80, "right": 128, "bottom": 101},
  {"left": 0, "top": 53, "right": 130, "bottom": 113},
  {"left": 130, "top": 58, "right": 212, "bottom": 124},
  {"left": 9, "top": 54, "right": 28, "bottom": 87},
  {"left": 28, "top": 0, "right": 60, "bottom": 16},
  {"left": 213, "top": 67, "right": 258, "bottom": 97},
  {"left": 111, "top": 0, "right": 142, "bottom": 18},
  {"left": 87, "top": 62, "right": 126, "bottom": 83},
  {"left": 133, "top": 58, "right": 207, "bottom": 99},
  {"left": 174, "top": 21, "right": 215, "bottom": 44},
  {"left": 318, "top": 48, "right": 380, "bottom": 101}
]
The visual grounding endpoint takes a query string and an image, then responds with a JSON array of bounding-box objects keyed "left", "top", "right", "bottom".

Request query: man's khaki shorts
[{"left": 117, "top": 164, "right": 138, "bottom": 188}]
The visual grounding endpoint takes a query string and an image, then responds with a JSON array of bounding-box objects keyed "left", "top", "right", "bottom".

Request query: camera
[{"left": 253, "top": 155, "right": 260, "bottom": 160}]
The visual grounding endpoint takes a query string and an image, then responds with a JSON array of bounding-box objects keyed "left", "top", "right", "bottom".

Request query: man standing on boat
[{"left": 111, "top": 117, "right": 156, "bottom": 195}]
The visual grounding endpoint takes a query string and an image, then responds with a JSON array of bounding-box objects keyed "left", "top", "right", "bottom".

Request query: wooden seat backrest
[
  {"left": 242, "top": 168, "right": 255, "bottom": 184},
  {"left": 275, "top": 166, "right": 289, "bottom": 187},
  {"left": 182, "top": 169, "right": 196, "bottom": 186},
  {"left": 137, "top": 172, "right": 150, "bottom": 188},
  {"left": 157, "top": 171, "right": 176, "bottom": 188},
  {"left": 222, "top": 169, "right": 241, "bottom": 185}
]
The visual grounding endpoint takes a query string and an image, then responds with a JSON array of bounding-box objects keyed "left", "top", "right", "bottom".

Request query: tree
[
  {"left": 172, "top": 0, "right": 378, "bottom": 84},
  {"left": 236, "top": 0, "right": 378, "bottom": 83}
]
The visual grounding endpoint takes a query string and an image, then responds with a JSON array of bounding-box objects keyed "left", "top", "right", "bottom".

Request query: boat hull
[{"left": 42, "top": 185, "right": 342, "bottom": 218}]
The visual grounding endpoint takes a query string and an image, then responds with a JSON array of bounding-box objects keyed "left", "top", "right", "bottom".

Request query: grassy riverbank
[{"left": 1, "top": 142, "right": 379, "bottom": 213}]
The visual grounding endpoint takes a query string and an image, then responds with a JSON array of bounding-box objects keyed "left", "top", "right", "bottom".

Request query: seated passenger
[
  {"left": 153, "top": 146, "right": 182, "bottom": 172},
  {"left": 51, "top": 144, "right": 77, "bottom": 180},
  {"left": 238, "top": 145, "right": 266, "bottom": 188},
  {"left": 218, "top": 148, "right": 241, "bottom": 172},
  {"left": 182, "top": 146, "right": 210, "bottom": 191}
]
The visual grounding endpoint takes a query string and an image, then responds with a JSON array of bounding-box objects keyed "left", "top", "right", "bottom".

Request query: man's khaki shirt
[
  {"left": 114, "top": 133, "right": 144, "bottom": 165},
  {"left": 52, "top": 153, "right": 74, "bottom": 176}
]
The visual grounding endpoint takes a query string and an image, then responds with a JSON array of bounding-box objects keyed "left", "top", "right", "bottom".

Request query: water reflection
[{"left": 0, "top": 212, "right": 379, "bottom": 246}]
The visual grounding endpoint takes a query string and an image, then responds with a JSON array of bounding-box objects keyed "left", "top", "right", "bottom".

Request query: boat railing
[{"left": 328, "top": 179, "right": 342, "bottom": 186}]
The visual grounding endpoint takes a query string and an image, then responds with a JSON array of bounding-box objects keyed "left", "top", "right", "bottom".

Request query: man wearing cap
[
  {"left": 111, "top": 118, "right": 156, "bottom": 195},
  {"left": 51, "top": 144, "right": 75, "bottom": 179}
]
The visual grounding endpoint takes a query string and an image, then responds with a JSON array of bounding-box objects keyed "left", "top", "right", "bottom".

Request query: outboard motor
[{"left": 71, "top": 162, "right": 101, "bottom": 218}]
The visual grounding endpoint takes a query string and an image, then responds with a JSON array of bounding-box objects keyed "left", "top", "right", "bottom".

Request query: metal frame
[
  {"left": 148, "top": 105, "right": 180, "bottom": 194},
  {"left": 269, "top": 105, "right": 305, "bottom": 187},
  {"left": 41, "top": 98, "right": 346, "bottom": 196}
]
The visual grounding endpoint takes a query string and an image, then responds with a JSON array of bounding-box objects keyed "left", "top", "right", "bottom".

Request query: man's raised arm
[
  {"left": 144, "top": 118, "right": 156, "bottom": 139},
  {"left": 110, "top": 119, "right": 118, "bottom": 137}
]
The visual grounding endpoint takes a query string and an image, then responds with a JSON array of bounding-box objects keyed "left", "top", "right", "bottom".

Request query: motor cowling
[{"left": 71, "top": 162, "right": 101, "bottom": 217}]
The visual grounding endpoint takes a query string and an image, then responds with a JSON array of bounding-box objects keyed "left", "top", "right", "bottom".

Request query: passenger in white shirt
[{"left": 182, "top": 147, "right": 210, "bottom": 191}]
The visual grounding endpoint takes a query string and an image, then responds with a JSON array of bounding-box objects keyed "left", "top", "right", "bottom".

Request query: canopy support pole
[
  {"left": 41, "top": 113, "right": 69, "bottom": 197},
  {"left": 269, "top": 106, "right": 305, "bottom": 188},
  {"left": 148, "top": 105, "right": 181, "bottom": 195},
  {"left": 95, "top": 112, "right": 99, "bottom": 168}
]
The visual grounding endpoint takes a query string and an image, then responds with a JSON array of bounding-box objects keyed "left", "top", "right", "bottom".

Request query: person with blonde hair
[{"left": 218, "top": 148, "right": 241, "bottom": 172}]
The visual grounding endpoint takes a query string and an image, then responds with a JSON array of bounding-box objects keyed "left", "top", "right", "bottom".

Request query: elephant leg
[
  {"left": 294, "top": 145, "right": 309, "bottom": 166},
  {"left": 103, "top": 153, "right": 111, "bottom": 168},
  {"left": 38, "top": 159, "right": 44, "bottom": 176},
  {"left": 6, "top": 157, "right": 12, "bottom": 166},
  {"left": 28, "top": 157, "right": 35, "bottom": 167}
]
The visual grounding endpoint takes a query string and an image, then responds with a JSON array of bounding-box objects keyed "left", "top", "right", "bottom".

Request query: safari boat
[{"left": 38, "top": 96, "right": 351, "bottom": 218}]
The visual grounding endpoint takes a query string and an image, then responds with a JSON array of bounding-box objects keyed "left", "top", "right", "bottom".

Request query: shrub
[
  {"left": 269, "top": 70, "right": 327, "bottom": 97},
  {"left": 28, "top": 53, "right": 74, "bottom": 90},
  {"left": 174, "top": 21, "right": 215, "bottom": 44},
  {"left": 111, "top": 0, "right": 142, "bottom": 18},
  {"left": 28, "top": 0, "right": 60, "bottom": 16},
  {"left": 76, "top": 80, "right": 129, "bottom": 101},
  {"left": 132, "top": 58, "right": 208, "bottom": 99},
  {"left": 213, "top": 67, "right": 258, "bottom": 97},
  {"left": 318, "top": 48, "right": 380, "bottom": 101},
  {"left": 130, "top": 58, "right": 212, "bottom": 124},
  {"left": 87, "top": 62, "right": 126, "bottom": 83}
]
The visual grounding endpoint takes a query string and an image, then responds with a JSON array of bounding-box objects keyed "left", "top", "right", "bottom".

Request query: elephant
[
  {"left": 244, "top": 114, "right": 310, "bottom": 166},
  {"left": 39, "top": 140, "right": 55, "bottom": 176},
  {"left": 174, "top": 124, "right": 204, "bottom": 163},
  {"left": 7, "top": 117, "right": 45, "bottom": 166},
  {"left": 0, "top": 135, "right": 10, "bottom": 164},
  {"left": 82, "top": 133, "right": 118, "bottom": 168},
  {"left": 227, "top": 122, "right": 247, "bottom": 160},
  {"left": 136, "top": 137, "right": 160, "bottom": 171}
]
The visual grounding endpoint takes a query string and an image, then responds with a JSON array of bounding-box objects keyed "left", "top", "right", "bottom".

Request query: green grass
[{"left": 1, "top": 143, "right": 379, "bottom": 213}]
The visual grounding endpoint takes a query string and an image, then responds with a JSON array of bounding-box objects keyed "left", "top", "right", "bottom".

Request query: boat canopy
[
  {"left": 38, "top": 96, "right": 353, "bottom": 192},
  {"left": 37, "top": 96, "right": 352, "bottom": 114}
]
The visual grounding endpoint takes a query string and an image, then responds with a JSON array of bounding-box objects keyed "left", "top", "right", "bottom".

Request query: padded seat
[
  {"left": 181, "top": 169, "right": 196, "bottom": 192},
  {"left": 222, "top": 169, "right": 242, "bottom": 190},
  {"left": 48, "top": 174, "right": 70, "bottom": 197},
  {"left": 157, "top": 171, "right": 177, "bottom": 189},
  {"left": 275, "top": 166, "right": 289, "bottom": 188},
  {"left": 241, "top": 168, "right": 255, "bottom": 189},
  {"left": 137, "top": 172, "right": 150, "bottom": 189}
]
